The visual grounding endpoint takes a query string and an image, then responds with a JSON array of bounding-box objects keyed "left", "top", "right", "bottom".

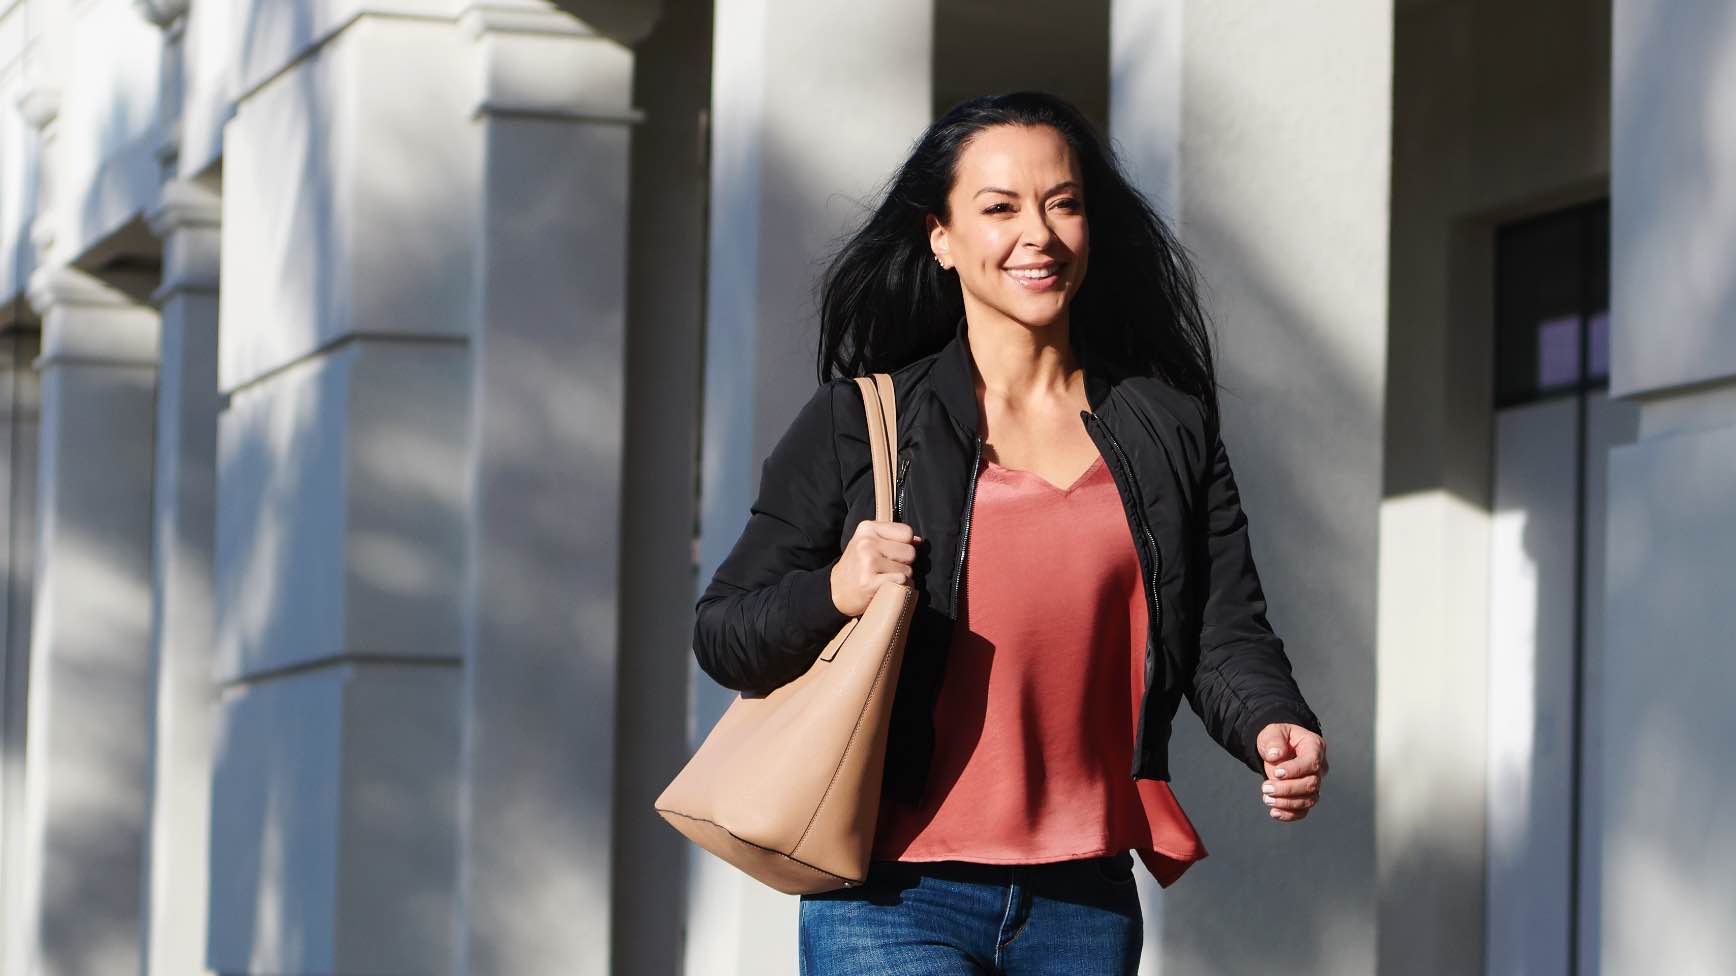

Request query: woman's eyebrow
[{"left": 972, "top": 181, "right": 1082, "bottom": 199}]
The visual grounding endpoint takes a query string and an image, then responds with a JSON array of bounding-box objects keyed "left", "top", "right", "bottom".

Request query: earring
[{"left": 935, "top": 254, "right": 949, "bottom": 270}]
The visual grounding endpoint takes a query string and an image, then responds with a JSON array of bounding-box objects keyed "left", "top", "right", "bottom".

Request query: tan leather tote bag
[{"left": 654, "top": 373, "right": 916, "bottom": 895}]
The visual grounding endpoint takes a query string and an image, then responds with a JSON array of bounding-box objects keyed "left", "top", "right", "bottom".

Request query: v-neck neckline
[{"left": 982, "top": 454, "right": 1107, "bottom": 496}]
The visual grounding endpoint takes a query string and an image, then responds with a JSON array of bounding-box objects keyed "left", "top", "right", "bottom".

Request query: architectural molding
[
  {"left": 147, "top": 179, "right": 222, "bottom": 301},
  {"left": 16, "top": 86, "right": 62, "bottom": 259},
  {"left": 133, "top": 0, "right": 189, "bottom": 29},
  {"left": 470, "top": 102, "right": 644, "bottom": 124},
  {"left": 462, "top": 0, "right": 663, "bottom": 45},
  {"left": 27, "top": 267, "right": 160, "bottom": 369},
  {"left": 462, "top": 4, "right": 638, "bottom": 122},
  {"left": 14, "top": 85, "right": 59, "bottom": 131},
  {"left": 458, "top": 2, "right": 603, "bottom": 39},
  {"left": 147, "top": 178, "right": 221, "bottom": 237},
  {"left": 26, "top": 265, "right": 140, "bottom": 312}
]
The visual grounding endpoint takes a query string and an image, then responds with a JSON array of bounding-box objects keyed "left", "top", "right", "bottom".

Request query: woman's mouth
[{"left": 1004, "top": 263, "right": 1066, "bottom": 292}]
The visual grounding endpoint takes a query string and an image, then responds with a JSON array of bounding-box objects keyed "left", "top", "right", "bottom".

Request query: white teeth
[{"left": 1008, "top": 267, "right": 1055, "bottom": 279}]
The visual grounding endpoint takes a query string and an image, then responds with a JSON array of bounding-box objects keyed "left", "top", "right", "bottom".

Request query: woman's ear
[{"left": 926, "top": 213, "right": 948, "bottom": 260}]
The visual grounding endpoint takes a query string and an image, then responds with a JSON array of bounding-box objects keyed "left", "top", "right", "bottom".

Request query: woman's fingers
[
  {"left": 877, "top": 538, "right": 918, "bottom": 565},
  {"left": 863, "top": 520, "right": 918, "bottom": 545},
  {"left": 873, "top": 554, "right": 914, "bottom": 579},
  {"left": 1265, "top": 774, "right": 1319, "bottom": 797},
  {"left": 833, "top": 521, "right": 921, "bottom": 616},
  {"left": 1262, "top": 771, "right": 1321, "bottom": 820}
]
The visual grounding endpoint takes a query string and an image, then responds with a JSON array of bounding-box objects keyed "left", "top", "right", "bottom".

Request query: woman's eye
[
  {"left": 1053, "top": 197, "right": 1080, "bottom": 211},
  {"left": 983, "top": 203, "right": 1012, "bottom": 214}
]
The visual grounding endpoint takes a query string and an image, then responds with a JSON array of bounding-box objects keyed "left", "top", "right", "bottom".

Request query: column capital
[
  {"left": 18, "top": 84, "right": 64, "bottom": 261},
  {"left": 15, "top": 85, "right": 61, "bottom": 132},
  {"left": 147, "top": 179, "right": 221, "bottom": 238},
  {"left": 459, "top": 2, "right": 642, "bottom": 124},
  {"left": 134, "top": 0, "right": 190, "bottom": 29},
  {"left": 27, "top": 266, "right": 138, "bottom": 314},
  {"left": 457, "top": 0, "right": 661, "bottom": 46},
  {"left": 27, "top": 267, "right": 161, "bottom": 369},
  {"left": 458, "top": 1, "right": 601, "bottom": 39},
  {"left": 148, "top": 180, "right": 222, "bottom": 300}
]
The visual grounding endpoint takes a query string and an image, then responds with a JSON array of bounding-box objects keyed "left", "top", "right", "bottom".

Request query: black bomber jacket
[{"left": 692, "top": 317, "right": 1324, "bottom": 808}]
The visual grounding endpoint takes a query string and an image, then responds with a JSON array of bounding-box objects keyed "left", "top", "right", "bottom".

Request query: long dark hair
[{"left": 816, "top": 90, "right": 1219, "bottom": 428}]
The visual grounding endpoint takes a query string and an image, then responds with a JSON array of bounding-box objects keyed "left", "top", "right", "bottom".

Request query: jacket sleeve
[
  {"left": 691, "top": 379, "right": 853, "bottom": 694},
  {"left": 1184, "top": 411, "right": 1324, "bottom": 775}
]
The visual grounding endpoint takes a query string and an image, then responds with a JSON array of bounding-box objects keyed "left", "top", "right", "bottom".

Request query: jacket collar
[{"left": 928, "top": 315, "right": 1117, "bottom": 438}]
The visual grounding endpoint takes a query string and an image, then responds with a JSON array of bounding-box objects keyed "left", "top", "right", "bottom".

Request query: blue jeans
[{"left": 798, "top": 853, "right": 1143, "bottom": 975}]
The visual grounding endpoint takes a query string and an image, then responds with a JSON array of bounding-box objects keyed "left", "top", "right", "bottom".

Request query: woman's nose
[{"left": 1020, "top": 206, "right": 1055, "bottom": 246}]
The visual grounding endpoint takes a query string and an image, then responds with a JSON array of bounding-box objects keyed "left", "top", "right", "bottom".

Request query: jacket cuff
[
  {"left": 788, "top": 562, "right": 850, "bottom": 643},
  {"left": 1239, "top": 703, "right": 1324, "bottom": 774}
]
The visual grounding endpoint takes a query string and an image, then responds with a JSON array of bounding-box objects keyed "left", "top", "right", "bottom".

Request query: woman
[{"left": 691, "top": 91, "right": 1329, "bottom": 974}]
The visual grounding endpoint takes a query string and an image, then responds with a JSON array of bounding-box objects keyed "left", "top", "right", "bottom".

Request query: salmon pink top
[{"left": 871, "top": 451, "right": 1208, "bottom": 887}]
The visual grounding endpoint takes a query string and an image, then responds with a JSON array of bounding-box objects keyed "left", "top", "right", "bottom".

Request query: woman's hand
[
  {"left": 1256, "top": 723, "right": 1327, "bottom": 822},
  {"left": 829, "top": 520, "right": 921, "bottom": 618}
]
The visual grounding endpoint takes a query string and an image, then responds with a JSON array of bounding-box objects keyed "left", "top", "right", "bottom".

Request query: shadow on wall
[
  {"left": 201, "top": 1, "right": 317, "bottom": 955},
  {"left": 1599, "top": 424, "right": 1736, "bottom": 973},
  {"left": 28, "top": 367, "right": 156, "bottom": 976},
  {"left": 1601, "top": 5, "right": 1736, "bottom": 950},
  {"left": 1156, "top": 197, "right": 1381, "bottom": 976},
  {"left": 931, "top": 0, "right": 1111, "bottom": 133},
  {"left": 1102, "top": 7, "right": 1382, "bottom": 976},
  {"left": 1611, "top": 0, "right": 1736, "bottom": 390},
  {"left": 205, "top": 2, "right": 469, "bottom": 972}
]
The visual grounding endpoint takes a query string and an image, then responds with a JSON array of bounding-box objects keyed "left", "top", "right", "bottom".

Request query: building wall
[
  {"left": 1111, "top": 2, "right": 1389, "bottom": 973},
  {"left": 3, "top": 1, "right": 644, "bottom": 972},
  {"left": 1602, "top": 2, "right": 1736, "bottom": 973},
  {"left": 0, "top": 0, "right": 1725, "bottom": 973},
  {"left": 1382, "top": 1, "right": 1612, "bottom": 973}
]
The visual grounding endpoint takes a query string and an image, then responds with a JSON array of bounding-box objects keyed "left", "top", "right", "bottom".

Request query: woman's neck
[{"left": 962, "top": 309, "right": 1082, "bottom": 407}]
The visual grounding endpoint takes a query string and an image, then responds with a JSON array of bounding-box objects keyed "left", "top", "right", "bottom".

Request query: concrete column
[
  {"left": 19, "top": 264, "right": 159, "bottom": 976},
  {"left": 1110, "top": 2, "right": 1387, "bottom": 973},
  {"left": 449, "top": 4, "right": 635, "bottom": 973},
  {"left": 0, "top": 331, "right": 40, "bottom": 976},
  {"left": 613, "top": 0, "right": 712, "bottom": 972},
  {"left": 205, "top": 11, "right": 473, "bottom": 973},
  {"left": 0, "top": 70, "right": 44, "bottom": 956},
  {"left": 139, "top": 176, "right": 219, "bottom": 976},
  {"left": 1602, "top": 3, "right": 1736, "bottom": 973},
  {"left": 692, "top": 2, "right": 932, "bottom": 972}
]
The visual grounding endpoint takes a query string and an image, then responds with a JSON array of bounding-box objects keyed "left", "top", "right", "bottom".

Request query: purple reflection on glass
[
  {"left": 1537, "top": 314, "right": 1581, "bottom": 388},
  {"left": 1588, "top": 309, "right": 1609, "bottom": 379}
]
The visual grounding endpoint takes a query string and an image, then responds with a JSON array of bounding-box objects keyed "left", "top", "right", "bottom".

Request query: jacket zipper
[
  {"left": 894, "top": 455, "right": 912, "bottom": 522},
  {"left": 1082, "top": 411, "right": 1163, "bottom": 775},
  {"left": 949, "top": 435, "right": 984, "bottom": 616}
]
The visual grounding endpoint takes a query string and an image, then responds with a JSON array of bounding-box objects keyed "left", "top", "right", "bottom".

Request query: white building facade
[{"left": 0, "top": 0, "right": 1726, "bottom": 974}]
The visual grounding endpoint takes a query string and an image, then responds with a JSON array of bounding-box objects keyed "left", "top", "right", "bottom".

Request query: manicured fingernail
[
  {"left": 1263, "top": 796, "right": 1275, "bottom": 805},
  {"left": 1274, "top": 768, "right": 1287, "bottom": 778},
  {"left": 1261, "top": 782, "right": 1275, "bottom": 794},
  {"left": 1269, "top": 809, "right": 1283, "bottom": 819},
  {"left": 1267, "top": 747, "right": 1281, "bottom": 759}
]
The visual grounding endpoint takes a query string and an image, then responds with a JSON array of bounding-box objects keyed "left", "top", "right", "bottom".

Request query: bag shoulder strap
[{"left": 852, "top": 373, "right": 897, "bottom": 522}]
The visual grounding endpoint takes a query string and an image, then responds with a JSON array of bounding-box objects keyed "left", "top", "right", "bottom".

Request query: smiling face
[{"left": 927, "top": 123, "right": 1089, "bottom": 333}]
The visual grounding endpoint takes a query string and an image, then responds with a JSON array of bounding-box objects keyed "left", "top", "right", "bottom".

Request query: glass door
[{"left": 1486, "top": 199, "right": 1634, "bottom": 976}]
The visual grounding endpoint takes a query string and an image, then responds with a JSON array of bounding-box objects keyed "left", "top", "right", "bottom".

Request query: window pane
[
  {"left": 1537, "top": 314, "right": 1582, "bottom": 389},
  {"left": 1495, "top": 200, "right": 1608, "bottom": 406}
]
